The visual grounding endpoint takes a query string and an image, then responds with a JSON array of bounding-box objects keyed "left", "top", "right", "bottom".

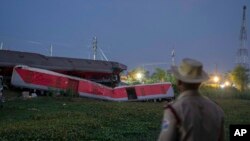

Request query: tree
[
  {"left": 127, "top": 67, "right": 176, "bottom": 85},
  {"left": 229, "top": 65, "right": 249, "bottom": 92},
  {"left": 150, "top": 68, "right": 176, "bottom": 84},
  {"left": 151, "top": 68, "right": 167, "bottom": 82}
]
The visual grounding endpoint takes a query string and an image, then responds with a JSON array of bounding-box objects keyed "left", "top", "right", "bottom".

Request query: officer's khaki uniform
[{"left": 158, "top": 90, "right": 224, "bottom": 141}]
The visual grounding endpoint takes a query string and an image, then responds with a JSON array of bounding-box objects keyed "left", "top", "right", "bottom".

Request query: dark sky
[{"left": 0, "top": 0, "right": 249, "bottom": 73}]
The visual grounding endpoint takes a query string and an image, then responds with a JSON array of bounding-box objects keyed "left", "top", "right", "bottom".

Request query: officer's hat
[{"left": 171, "top": 58, "right": 209, "bottom": 83}]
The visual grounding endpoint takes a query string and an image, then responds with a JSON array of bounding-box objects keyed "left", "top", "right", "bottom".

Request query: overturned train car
[
  {"left": 0, "top": 50, "right": 126, "bottom": 87},
  {"left": 11, "top": 65, "right": 174, "bottom": 101}
]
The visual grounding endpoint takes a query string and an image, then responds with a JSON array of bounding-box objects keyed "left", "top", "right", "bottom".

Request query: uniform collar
[{"left": 177, "top": 90, "right": 200, "bottom": 100}]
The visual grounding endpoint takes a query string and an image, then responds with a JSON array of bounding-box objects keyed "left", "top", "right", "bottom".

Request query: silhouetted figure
[{"left": 158, "top": 58, "right": 224, "bottom": 141}]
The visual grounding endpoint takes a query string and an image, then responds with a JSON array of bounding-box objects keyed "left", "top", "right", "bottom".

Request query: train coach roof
[{"left": 0, "top": 50, "right": 127, "bottom": 73}]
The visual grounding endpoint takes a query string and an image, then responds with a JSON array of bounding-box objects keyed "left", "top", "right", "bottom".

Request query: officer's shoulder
[
  {"left": 163, "top": 99, "right": 182, "bottom": 110},
  {"left": 163, "top": 101, "right": 175, "bottom": 109},
  {"left": 163, "top": 100, "right": 182, "bottom": 124}
]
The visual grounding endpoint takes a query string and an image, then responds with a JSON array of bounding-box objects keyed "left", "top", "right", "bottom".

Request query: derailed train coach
[
  {"left": 11, "top": 65, "right": 174, "bottom": 101},
  {"left": 0, "top": 50, "right": 127, "bottom": 87}
]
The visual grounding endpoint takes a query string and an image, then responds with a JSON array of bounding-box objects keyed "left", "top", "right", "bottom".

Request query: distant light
[
  {"left": 220, "top": 84, "right": 225, "bottom": 89},
  {"left": 224, "top": 81, "right": 230, "bottom": 86},
  {"left": 136, "top": 72, "right": 143, "bottom": 80},
  {"left": 220, "top": 81, "right": 231, "bottom": 89},
  {"left": 213, "top": 76, "right": 219, "bottom": 83}
]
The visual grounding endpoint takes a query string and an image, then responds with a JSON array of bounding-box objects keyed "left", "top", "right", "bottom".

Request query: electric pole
[
  {"left": 236, "top": 5, "right": 249, "bottom": 69},
  {"left": 0, "top": 42, "right": 3, "bottom": 50},
  {"left": 50, "top": 44, "right": 53, "bottom": 56},
  {"left": 92, "top": 37, "right": 97, "bottom": 60},
  {"left": 171, "top": 48, "right": 175, "bottom": 66}
]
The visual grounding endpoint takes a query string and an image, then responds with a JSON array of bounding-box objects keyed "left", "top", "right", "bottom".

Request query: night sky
[{"left": 0, "top": 0, "right": 249, "bottom": 74}]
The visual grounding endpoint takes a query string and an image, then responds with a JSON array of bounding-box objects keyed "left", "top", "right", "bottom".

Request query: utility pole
[
  {"left": 50, "top": 44, "right": 53, "bottom": 56},
  {"left": 92, "top": 37, "right": 97, "bottom": 60},
  {"left": 0, "top": 42, "right": 3, "bottom": 50},
  {"left": 171, "top": 48, "right": 175, "bottom": 66},
  {"left": 236, "top": 5, "right": 249, "bottom": 69},
  {"left": 91, "top": 37, "right": 109, "bottom": 61}
]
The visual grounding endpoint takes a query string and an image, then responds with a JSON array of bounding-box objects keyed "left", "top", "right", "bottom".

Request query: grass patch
[
  {"left": 0, "top": 96, "right": 163, "bottom": 141},
  {"left": 0, "top": 90, "right": 250, "bottom": 140}
]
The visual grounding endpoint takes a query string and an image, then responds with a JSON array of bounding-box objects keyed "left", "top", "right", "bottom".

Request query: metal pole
[
  {"left": 0, "top": 42, "right": 3, "bottom": 50},
  {"left": 50, "top": 44, "right": 53, "bottom": 56}
]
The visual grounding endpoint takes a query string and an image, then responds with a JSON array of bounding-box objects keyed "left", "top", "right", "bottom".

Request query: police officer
[{"left": 158, "top": 58, "right": 224, "bottom": 141}]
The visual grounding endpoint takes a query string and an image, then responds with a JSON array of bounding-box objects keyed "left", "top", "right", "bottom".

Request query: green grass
[
  {"left": 0, "top": 96, "right": 163, "bottom": 141},
  {"left": 214, "top": 99, "right": 250, "bottom": 140},
  {"left": 1, "top": 90, "right": 250, "bottom": 141}
]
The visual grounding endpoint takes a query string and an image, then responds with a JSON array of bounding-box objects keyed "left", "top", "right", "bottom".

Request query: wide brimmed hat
[{"left": 171, "top": 58, "right": 209, "bottom": 83}]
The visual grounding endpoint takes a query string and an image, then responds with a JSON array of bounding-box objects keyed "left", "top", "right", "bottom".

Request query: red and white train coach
[{"left": 11, "top": 65, "right": 174, "bottom": 101}]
